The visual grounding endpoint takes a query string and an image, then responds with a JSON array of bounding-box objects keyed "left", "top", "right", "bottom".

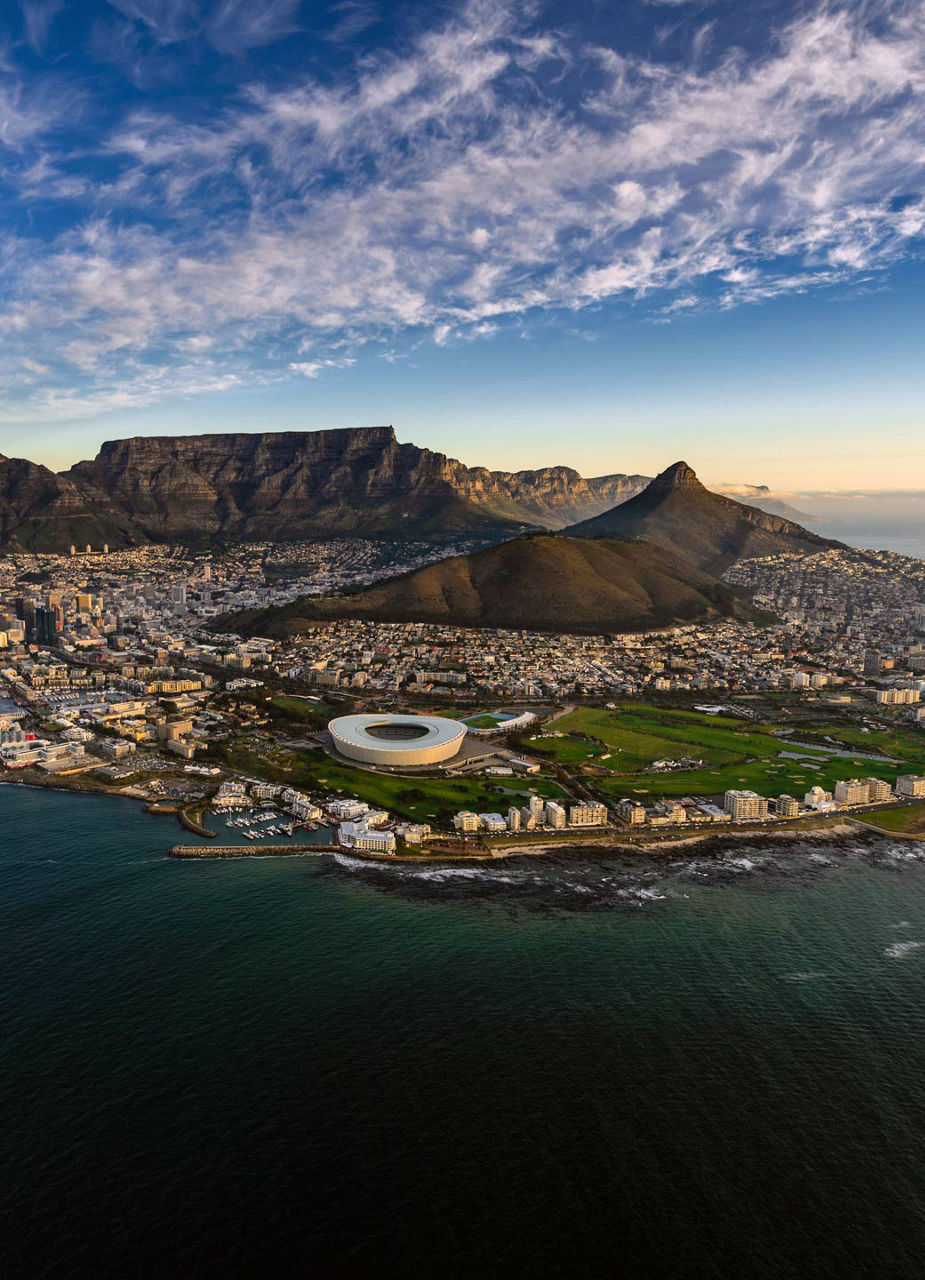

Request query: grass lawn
[
  {"left": 528, "top": 703, "right": 920, "bottom": 803},
  {"left": 267, "top": 694, "right": 332, "bottom": 723},
  {"left": 859, "top": 803, "right": 925, "bottom": 835},
  {"left": 214, "top": 740, "right": 566, "bottom": 825},
  {"left": 804, "top": 722, "right": 925, "bottom": 767},
  {"left": 531, "top": 705, "right": 776, "bottom": 773},
  {"left": 599, "top": 751, "right": 907, "bottom": 801}
]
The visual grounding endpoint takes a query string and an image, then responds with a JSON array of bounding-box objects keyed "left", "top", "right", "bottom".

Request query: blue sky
[{"left": 1, "top": 0, "right": 924, "bottom": 489}]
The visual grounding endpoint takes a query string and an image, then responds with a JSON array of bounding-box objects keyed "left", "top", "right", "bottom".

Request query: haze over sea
[
  {"left": 4, "top": 785, "right": 925, "bottom": 1278},
  {"left": 798, "top": 494, "right": 925, "bottom": 560}
]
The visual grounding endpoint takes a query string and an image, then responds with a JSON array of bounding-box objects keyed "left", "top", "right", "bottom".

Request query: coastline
[{"left": 3, "top": 771, "right": 919, "bottom": 863}]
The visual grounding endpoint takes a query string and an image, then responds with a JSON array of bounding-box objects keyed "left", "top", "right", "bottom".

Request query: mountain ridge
[
  {"left": 568, "top": 460, "right": 839, "bottom": 573},
  {"left": 0, "top": 427, "right": 651, "bottom": 550},
  {"left": 0, "top": 430, "right": 832, "bottom": 554}
]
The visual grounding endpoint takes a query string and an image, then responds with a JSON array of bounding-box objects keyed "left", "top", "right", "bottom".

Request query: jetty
[{"left": 170, "top": 843, "right": 339, "bottom": 858}]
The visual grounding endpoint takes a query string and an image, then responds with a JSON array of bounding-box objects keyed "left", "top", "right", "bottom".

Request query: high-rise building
[
  {"left": 834, "top": 779, "right": 870, "bottom": 806},
  {"left": 776, "top": 795, "right": 800, "bottom": 818},
  {"left": 545, "top": 800, "right": 567, "bottom": 829},
  {"left": 865, "top": 778, "right": 893, "bottom": 802},
  {"left": 863, "top": 649, "right": 882, "bottom": 676},
  {"left": 724, "top": 790, "right": 769, "bottom": 821},
  {"left": 896, "top": 775, "right": 925, "bottom": 798},
  {"left": 507, "top": 806, "right": 521, "bottom": 832},
  {"left": 617, "top": 799, "right": 647, "bottom": 826},
  {"left": 569, "top": 802, "right": 608, "bottom": 827},
  {"left": 34, "top": 607, "right": 57, "bottom": 647}
]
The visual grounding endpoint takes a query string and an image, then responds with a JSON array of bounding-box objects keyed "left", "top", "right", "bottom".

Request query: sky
[{"left": 0, "top": 0, "right": 924, "bottom": 489}]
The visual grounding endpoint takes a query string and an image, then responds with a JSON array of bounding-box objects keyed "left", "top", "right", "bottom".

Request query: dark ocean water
[{"left": 5, "top": 786, "right": 925, "bottom": 1279}]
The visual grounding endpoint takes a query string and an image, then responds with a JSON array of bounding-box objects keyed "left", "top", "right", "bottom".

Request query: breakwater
[
  {"left": 178, "top": 808, "right": 217, "bottom": 838},
  {"left": 170, "top": 843, "right": 339, "bottom": 858}
]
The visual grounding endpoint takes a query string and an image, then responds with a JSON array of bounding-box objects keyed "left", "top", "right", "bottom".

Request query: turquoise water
[{"left": 4, "top": 785, "right": 925, "bottom": 1277}]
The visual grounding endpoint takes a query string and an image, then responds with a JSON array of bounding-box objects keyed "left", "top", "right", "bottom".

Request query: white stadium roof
[{"left": 328, "top": 713, "right": 467, "bottom": 767}]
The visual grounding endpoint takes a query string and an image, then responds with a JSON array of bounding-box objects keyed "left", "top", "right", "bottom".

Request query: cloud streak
[{"left": 2, "top": 0, "right": 925, "bottom": 418}]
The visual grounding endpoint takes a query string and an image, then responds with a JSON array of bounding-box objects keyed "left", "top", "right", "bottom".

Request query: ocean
[
  {"left": 794, "top": 492, "right": 925, "bottom": 560},
  {"left": 4, "top": 785, "right": 925, "bottom": 1278}
]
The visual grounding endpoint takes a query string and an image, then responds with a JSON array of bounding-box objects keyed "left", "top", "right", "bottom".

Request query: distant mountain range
[
  {"left": 228, "top": 462, "right": 839, "bottom": 637},
  {"left": 1, "top": 426, "right": 818, "bottom": 552},
  {"left": 0, "top": 428, "right": 648, "bottom": 551}
]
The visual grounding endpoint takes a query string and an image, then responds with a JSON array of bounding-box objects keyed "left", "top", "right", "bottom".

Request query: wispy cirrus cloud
[
  {"left": 1, "top": 0, "right": 925, "bottom": 420},
  {"left": 325, "top": 0, "right": 379, "bottom": 44},
  {"left": 105, "top": 0, "right": 300, "bottom": 53},
  {"left": 18, "top": 0, "right": 64, "bottom": 54}
]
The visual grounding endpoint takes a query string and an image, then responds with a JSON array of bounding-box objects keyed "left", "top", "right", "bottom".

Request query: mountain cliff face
[
  {"left": 0, "top": 454, "right": 138, "bottom": 552},
  {"left": 65, "top": 428, "right": 649, "bottom": 540},
  {"left": 0, "top": 427, "right": 651, "bottom": 550},
  {"left": 568, "top": 461, "right": 838, "bottom": 574}
]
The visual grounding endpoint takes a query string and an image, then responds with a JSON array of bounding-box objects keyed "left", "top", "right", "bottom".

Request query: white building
[
  {"left": 724, "top": 789, "right": 769, "bottom": 821},
  {"left": 866, "top": 777, "right": 893, "bottom": 802},
  {"left": 545, "top": 800, "right": 567, "bottom": 829},
  {"left": 328, "top": 798, "right": 369, "bottom": 821},
  {"left": 397, "top": 822, "right": 431, "bottom": 846},
  {"left": 804, "top": 785, "right": 834, "bottom": 810},
  {"left": 897, "top": 775, "right": 925, "bottom": 798},
  {"left": 290, "top": 796, "right": 324, "bottom": 821},
  {"left": 617, "top": 799, "right": 647, "bottom": 826},
  {"left": 569, "top": 802, "right": 608, "bottom": 827},
  {"left": 834, "top": 779, "right": 871, "bottom": 806},
  {"left": 337, "top": 820, "right": 396, "bottom": 854}
]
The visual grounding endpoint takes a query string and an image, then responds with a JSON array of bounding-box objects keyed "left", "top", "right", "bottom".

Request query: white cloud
[
  {"left": 326, "top": 1, "right": 379, "bottom": 44},
  {"left": 1, "top": 0, "right": 925, "bottom": 417},
  {"left": 289, "top": 356, "right": 356, "bottom": 377}
]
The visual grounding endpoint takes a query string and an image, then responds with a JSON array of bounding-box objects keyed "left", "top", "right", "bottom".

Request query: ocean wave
[
  {"left": 326, "top": 836, "right": 925, "bottom": 915},
  {"left": 884, "top": 941, "right": 924, "bottom": 959}
]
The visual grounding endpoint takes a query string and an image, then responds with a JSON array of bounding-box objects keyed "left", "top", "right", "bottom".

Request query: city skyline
[{"left": 1, "top": 0, "right": 924, "bottom": 489}]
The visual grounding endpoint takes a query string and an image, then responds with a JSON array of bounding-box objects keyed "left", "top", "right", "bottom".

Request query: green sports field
[{"left": 525, "top": 704, "right": 924, "bottom": 801}]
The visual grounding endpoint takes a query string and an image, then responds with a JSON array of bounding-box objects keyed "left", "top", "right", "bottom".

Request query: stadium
[{"left": 328, "top": 713, "right": 467, "bottom": 768}]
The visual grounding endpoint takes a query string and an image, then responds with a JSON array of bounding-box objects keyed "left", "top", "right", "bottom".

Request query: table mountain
[
  {"left": 0, "top": 428, "right": 649, "bottom": 550},
  {"left": 0, "top": 454, "right": 137, "bottom": 552},
  {"left": 226, "top": 533, "right": 756, "bottom": 638},
  {"left": 567, "top": 461, "right": 838, "bottom": 573}
]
